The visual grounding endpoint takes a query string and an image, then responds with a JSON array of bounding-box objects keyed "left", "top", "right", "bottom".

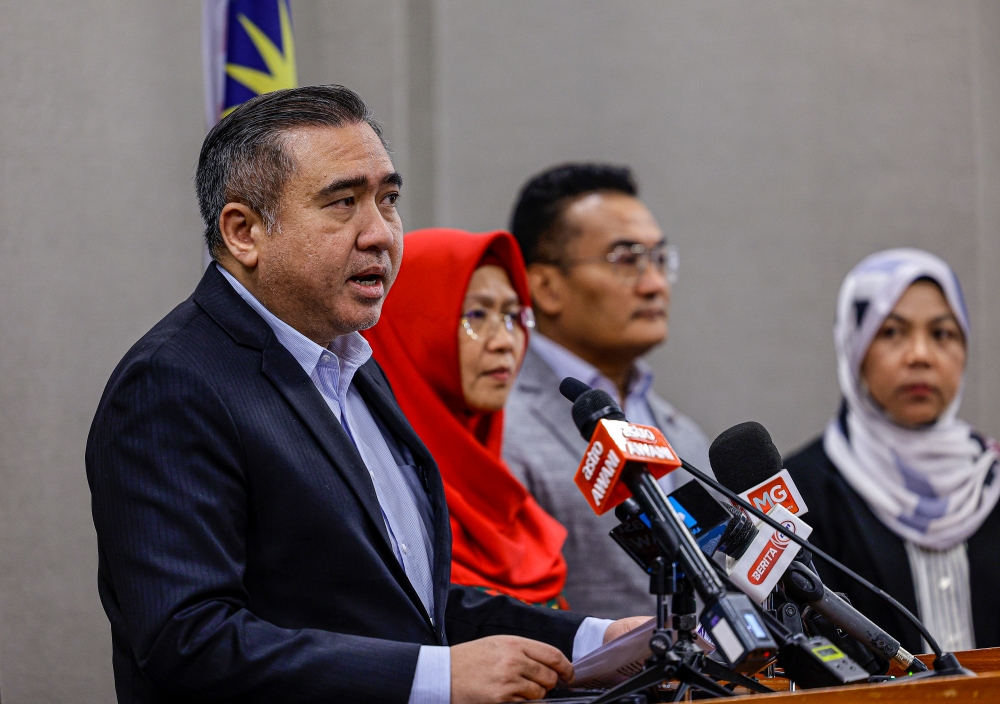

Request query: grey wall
[
  {"left": 429, "top": 0, "right": 1000, "bottom": 453},
  {"left": 0, "top": 3, "right": 204, "bottom": 702},
  {"left": 0, "top": 1, "right": 997, "bottom": 701}
]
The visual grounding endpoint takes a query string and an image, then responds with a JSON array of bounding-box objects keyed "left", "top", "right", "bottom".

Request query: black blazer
[
  {"left": 86, "top": 266, "right": 585, "bottom": 704},
  {"left": 784, "top": 437, "right": 1000, "bottom": 653}
]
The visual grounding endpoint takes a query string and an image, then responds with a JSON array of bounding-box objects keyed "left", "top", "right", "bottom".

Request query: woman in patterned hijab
[{"left": 785, "top": 248, "right": 1000, "bottom": 653}]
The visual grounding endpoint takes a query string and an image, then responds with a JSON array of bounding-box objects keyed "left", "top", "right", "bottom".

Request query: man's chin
[
  {"left": 331, "top": 301, "right": 384, "bottom": 335},
  {"left": 622, "top": 323, "right": 668, "bottom": 351},
  {"left": 354, "top": 315, "right": 381, "bottom": 332},
  {"left": 594, "top": 336, "right": 663, "bottom": 364}
]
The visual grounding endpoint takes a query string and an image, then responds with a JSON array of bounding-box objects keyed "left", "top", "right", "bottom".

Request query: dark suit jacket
[
  {"left": 785, "top": 437, "right": 1000, "bottom": 653},
  {"left": 86, "top": 265, "right": 585, "bottom": 704}
]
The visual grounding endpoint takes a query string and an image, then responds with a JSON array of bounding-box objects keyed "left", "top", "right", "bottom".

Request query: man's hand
[
  {"left": 603, "top": 616, "right": 653, "bottom": 644},
  {"left": 450, "top": 635, "right": 574, "bottom": 704}
]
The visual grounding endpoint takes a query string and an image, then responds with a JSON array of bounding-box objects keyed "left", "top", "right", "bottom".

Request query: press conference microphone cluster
[
  {"left": 558, "top": 377, "right": 970, "bottom": 692},
  {"left": 680, "top": 421, "right": 972, "bottom": 679},
  {"left": 611, "top": 420, "right": 887, "bottom": 687},
  {"left": 558, "top": 377, "right": 777, "bottom": 672},
  {"left": 560, "top": 379, "right": 884, "bottom": 690},
  {"left": 707, "top": 422, "right": 924, "bottom": 675}
]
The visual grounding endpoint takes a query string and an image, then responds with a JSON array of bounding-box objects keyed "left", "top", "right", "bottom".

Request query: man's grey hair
[{"left": 195, "top": 84, "right": 385, "bottom": 259}]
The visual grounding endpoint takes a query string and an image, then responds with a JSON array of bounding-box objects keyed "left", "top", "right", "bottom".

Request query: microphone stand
[
  {"left": 587, "top": 561, "right": 772, "bottom": 703},
  {"left": 555, "top": 383, "right": 778, "bottom": 699},
  {"left": 763, "top": 590, "right": 776, "bottom": 679}
]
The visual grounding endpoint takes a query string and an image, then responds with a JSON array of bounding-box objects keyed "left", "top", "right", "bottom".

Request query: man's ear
[
  {"left": 218, "top": 202, "right": 266, "bottom": 269},
  {"left": 527, "top": 263, "right": 565, "bottom": 317}
]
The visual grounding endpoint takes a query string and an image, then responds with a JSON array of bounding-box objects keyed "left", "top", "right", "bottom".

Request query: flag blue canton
[{"left": 222, "top": 0, "right": 296, "bottom": 115}]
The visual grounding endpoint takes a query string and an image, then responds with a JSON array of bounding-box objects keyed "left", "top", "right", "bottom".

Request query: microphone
[
  {"left": 716, "top": 502, "right": 757, "bottom": 559},
  {"left": 574, "top": 395, "right": 871, "bottom": 688},
  {"left": 783, "top": 560, "right": 920, "bottom": 672},
  {"left": 559, "top": 378, "right": 778, "bottom": 671},
  {"left": 706, "top": 423, "right": 815, "bottom": 603},
  {"left": 724, "top": 504, "right": 813, "bottom": 604},
  {"left": 562, "top": 379, "right": 681, "bottom": 514},
  {"left": 710, "top": 422, "right": 809, "bottom": 516},
  {"left": 709, "top": 422, "right": 925, "bottom": 674},
  {"left": 676, "top": 455, "right": 970, "bottom": 678},
  {"left": 708, "top": 559, "right": 871, "bottom": 688},
  {"left": 626, "top": 427, "right": 885, "bottom": 678},
  {"left": 610, "top": 481, "right": 734, "bottom": 569}
]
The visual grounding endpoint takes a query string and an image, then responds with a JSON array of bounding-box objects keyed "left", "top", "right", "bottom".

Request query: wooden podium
[{"left": 729, "top": 648, "right": 1000, "bottom": 701}]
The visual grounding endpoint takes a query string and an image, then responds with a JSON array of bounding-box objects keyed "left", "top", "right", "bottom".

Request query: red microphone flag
[{"left": 573, "top": 420, "right": 682, "bottom": 515}]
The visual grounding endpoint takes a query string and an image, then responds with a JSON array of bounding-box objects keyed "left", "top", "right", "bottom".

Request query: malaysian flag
[{"left": 202, "top": 0, "right": 297, "bottom": 128}]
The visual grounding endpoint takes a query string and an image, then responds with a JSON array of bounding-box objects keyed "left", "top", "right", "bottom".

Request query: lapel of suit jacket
[
  {"left": 258, "top": 339, "right": 399, "bottom": 551},
  {"left": 353, "top": 360, "right": 451, "bottom": 641},
  {"left": 192, "top": 266, "right": 400, "bottom": 582},
  {"left": 646, "top": 393, "right": 676, "bottom": 433},
  {"left": 517, "top": 347, "right": 590, "bottom": 458}
]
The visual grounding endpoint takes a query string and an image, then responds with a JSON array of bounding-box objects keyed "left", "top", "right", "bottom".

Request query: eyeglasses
[
  {"left": 560, "top": 242, "right": 679, "bottom": 285},
  {"left": 460, "top": 306, "right": 536, "bottom": 341}
]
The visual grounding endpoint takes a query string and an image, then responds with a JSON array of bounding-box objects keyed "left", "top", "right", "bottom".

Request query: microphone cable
[{"left": 677, "top": 458, "right": 946, "bottom": 662}]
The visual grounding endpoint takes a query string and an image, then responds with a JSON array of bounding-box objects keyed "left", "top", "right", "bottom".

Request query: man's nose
[
  {"left": 357, "top": 203, "right": 397, "bottom": 251},
  {"left": 635, "top": 263, "right": 668, "bottom": 295}
]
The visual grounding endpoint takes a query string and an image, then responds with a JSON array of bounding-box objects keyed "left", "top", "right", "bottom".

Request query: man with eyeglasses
[{"left": 503, "top": 163, "right": 712, "bottom": 619}]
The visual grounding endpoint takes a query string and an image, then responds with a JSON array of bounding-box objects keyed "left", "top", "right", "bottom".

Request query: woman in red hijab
[{"left": 364, "top": 228, "right": 569, "bottom": 608}]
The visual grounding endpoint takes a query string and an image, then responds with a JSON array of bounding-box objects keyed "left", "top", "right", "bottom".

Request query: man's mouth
[
  {"left": 348, "top": 266, "right": 387, "bottom": 297},
  {"left": 632, "top": 307, "right": 666, "bottom": 320}
]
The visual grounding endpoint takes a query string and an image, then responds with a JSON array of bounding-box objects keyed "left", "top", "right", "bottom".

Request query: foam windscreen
[
  {"left": 569, "top": 388, "right": 626, "bottom": 440},
  {"left": 716, "top": 501, "right": 757, "bottom": 559},
  {"left": 558, "top": 376, "right": 592, "bottom": 403},
  {"left": 709, "top": 421, "right": 782, "bottom": 494}
]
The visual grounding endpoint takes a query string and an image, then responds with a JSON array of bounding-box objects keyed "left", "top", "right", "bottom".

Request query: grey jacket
[{"left": 503, "top": 346, "right": 712, "bottom": 619}]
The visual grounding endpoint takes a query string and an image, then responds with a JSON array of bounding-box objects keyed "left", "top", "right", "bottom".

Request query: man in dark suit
[{"left": 86, "top": 86, "right": 642, "bottom": 704}]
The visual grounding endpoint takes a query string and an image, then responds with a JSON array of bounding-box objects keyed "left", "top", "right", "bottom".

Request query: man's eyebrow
[
  {"left": 315, "top": 172, "right": 402, "bottom": 200},
  {"left": 607, "top": 237, "right": 668, "bottom": 250},
  {"left": 316, "top": 175, "right": 369, "bottom": 199}
]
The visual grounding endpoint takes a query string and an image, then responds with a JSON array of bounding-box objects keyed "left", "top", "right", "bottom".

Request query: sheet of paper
[
  {"left": 571, "top": 619, "right": 717, "bottom": 689},
  {"left": 572, "top": 618, "right": 656, "bottom": 689}
]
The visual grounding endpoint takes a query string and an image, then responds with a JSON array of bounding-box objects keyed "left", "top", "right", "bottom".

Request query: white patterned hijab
[{"left": 823, "top": 248, "right": 1000, "bottom": 550}]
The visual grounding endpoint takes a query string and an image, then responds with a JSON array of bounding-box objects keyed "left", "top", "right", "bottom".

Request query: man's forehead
[
  {"left": 565, "top": 192, "right": 662, "bottom": 248},
  {"left": 284, "top": 123, "right": 394, "bottom": 176}
]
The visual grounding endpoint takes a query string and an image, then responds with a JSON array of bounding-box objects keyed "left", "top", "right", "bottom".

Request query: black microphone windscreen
[
  {"left": 570, "top": 389, "right": 626, "bottom": 440},
  {"left": 716, "top": 502, "right": 758, "bottom": 559},
  {"left": 709, "top": 421, "right": 782, "bottom": 494},
  {"left": 559, "top": 377, "right": 592, "bottom": 403}
]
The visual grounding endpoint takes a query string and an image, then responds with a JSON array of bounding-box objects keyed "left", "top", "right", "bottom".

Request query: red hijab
[{"left": 364, "top": 228, "right": 568, "bottom": 604}]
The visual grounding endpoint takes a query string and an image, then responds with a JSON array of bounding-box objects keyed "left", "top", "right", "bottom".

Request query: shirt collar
[
  {"left": 630, "top": 357, "right": 655, "bottom": 400},
  {"left": 216, "top": 264, "right": 372, "bottom": 387},
  {"left": 529, "top": 332, "right": 654, "bottom": 405}
]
